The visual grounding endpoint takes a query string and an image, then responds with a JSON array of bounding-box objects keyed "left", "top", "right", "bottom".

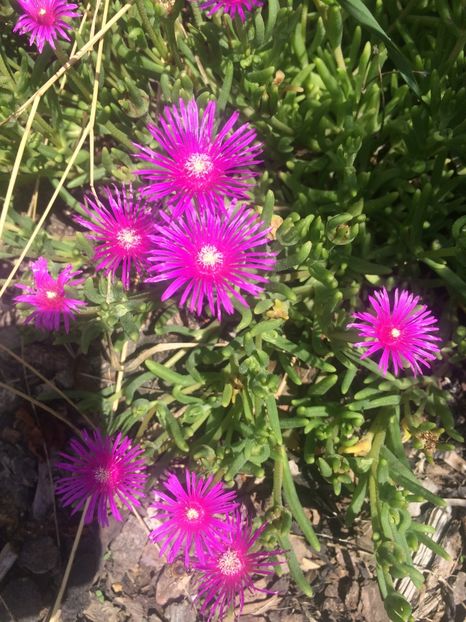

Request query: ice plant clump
[
  {"left": 149, "top": 470, "right": 238, "bottom": 567},
  {"left": 75, "top": 185, "right": 155, "bottom": 289},
  {"left": 194, "top": 512, "right": 282, "bottom": 621},
  {"left": 13, "top": 0, "right": 79, "bottom": 54},
  {"left": 133, "top": 98, "right": 262, "bottom": 216},
  {"left": 348, "top": 288, "right": 441, "bottom": 376},
  {"left": 55, "top": 430, "right": 147, "bottom": 527},
  {"left": 146, "top": 203, "right": 276, "bottom": 319},
  {"left": 14, "top": 256, "right": 85, "bottom": 332},
  {"left": 197, "top": 0, "right": 263, "bottom": 22}
]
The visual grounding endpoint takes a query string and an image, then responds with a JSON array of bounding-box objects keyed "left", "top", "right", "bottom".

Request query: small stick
[
  {"left": 0, "top": 126, "right": 89, "bottom": 299},
  {"left": 112, "top": 340, "right": 129, "bottom": 412},
  {"left": 1, "top": 3, "right": 132, "bottom": 127},
  {"left": 0, "top": 95, "right": 40, "bottom": 240},
  {"left": 129, "top": 502, "right": 151, "bottom": 536},
  {"left": 0, "top": 381, "right": 80, "bottom": 435},
  {"left": 0, "top": 342, "right": 96, "bottom": 429},
  {"left": 48, "top": 497, "right": 91, "bottom": 622}
]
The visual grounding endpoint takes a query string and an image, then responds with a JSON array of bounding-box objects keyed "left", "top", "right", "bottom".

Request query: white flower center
[
  {"left": 197, "top": 245, "right": 223, "bottom": 268},
  {"left": 218, "top": 549, "right": 243, "bottom": 576},
  {"left": 94, "top": 466, "right": 111, "bottom": 483},
  {"left": 391, "top": 328, "right": 401, "bottom": 339},
  {"left": 46, "top": 290, "right": 58, "bottom": 299},
  {"left": 117, "top": 228, "right": 141, "bottom": 249},
  {"left": 38, "top": 7, "right": 47, "bottom": 16},
  {"left": 186, "top": 507, "right": 200, "bottom": 521},
  {"left": 184, "top": 153, "right": 214, "bottom": 178}
]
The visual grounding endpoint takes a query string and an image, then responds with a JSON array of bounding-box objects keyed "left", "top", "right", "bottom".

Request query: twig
[
  {"left": 89, "top": 0, "right": 111, "bottom": 191},
  {"left": 129, "top": 502, "right": 151, "bottom": 535},
  {"left": 1, "top": 3, "right": 132, "bottom": 127},
  {"left": 112, "top": 340, "right": 129, "bottom": 412},
  {"left": 0, "top": 381, "right": 80, "bottom": 435},
  {"left": 0, "top": 342, "right": 96, "bottom": 429},
  {"left": 20, "top": 338, "right": 61, "bottom": 552},
  {"left": 124, "top": 341, "right": 220, "bottom": 373},
  {"left": 0, "top": 126, "right": 89, "bottom": 299},
  {"left": 48, "top": 497, "right": 91, "bottom": 622},
  {"left": 0, "top": 95, "right": 40, "bottom": 240}
]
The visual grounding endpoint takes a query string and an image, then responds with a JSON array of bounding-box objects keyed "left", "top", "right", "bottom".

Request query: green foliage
[{"left": 1, "top": 1, "right": 465, "bottom": 620}]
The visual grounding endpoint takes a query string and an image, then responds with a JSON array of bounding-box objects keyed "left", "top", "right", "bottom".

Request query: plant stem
[
  {"left": 0, "top": 95, "right": 40, "bottom": 240},
  {"left": 0, "top": 381, "right": 80, "bottom": 434},
  {"left": 48, "top": 497, "right": 91, "bottom": 622}
]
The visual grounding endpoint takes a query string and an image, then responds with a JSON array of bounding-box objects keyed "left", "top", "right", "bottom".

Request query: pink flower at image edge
[
  {"left": 13, "top": 0, "right": 79, "bottom": 53},
  {"left": 14, "top": 256, "right": 86, "bottom": 332},
  {"left": 194, "top": 512, "right": 283, "bottom": 621},
  {"left": 348, "top": 288, "right": 441, "bottom": 376},
  {"left": 55, "top": 430, "right": 148, "bottom": 527},
  {"left": 197, "top": 0, "right": 263, "bottom": 22}
]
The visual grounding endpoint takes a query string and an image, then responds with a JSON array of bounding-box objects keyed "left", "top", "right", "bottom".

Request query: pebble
[{"left": 18, "top": 536, "right": 59, "bottom": 574}]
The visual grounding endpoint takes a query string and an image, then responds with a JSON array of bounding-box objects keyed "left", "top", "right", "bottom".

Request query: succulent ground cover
[{"left": 0, "top": 1, "right": 465, "bottom": 621}]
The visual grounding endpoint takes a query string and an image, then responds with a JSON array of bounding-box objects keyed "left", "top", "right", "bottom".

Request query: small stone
[
  {"left": 155, "top": 564, "right": 191, "bottom": 606},
  {"left": 109, "top": 515, "right": 147, "bottom": 574},
  {"left": 1, "top": 577, "right": 42, "bottom": 622},
  {"left": 82, "top": 600, "right": 122, "bottom": 622},
  {"left": 165, "top": 600, "right": 197, "bottom": 622},
  {"left": 18, "top": 536, "right": 59, "bottom": 574},
  {"left": 0, "top": 542, "right": 18, "bottom": 583}
]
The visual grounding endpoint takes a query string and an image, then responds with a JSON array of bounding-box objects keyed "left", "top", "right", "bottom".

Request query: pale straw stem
[
  {"left": 48, "top": 497, "right": 91, "bottom": 622},
  {"left": 0, "top": 95, "right": 40, "bottom": 240}
]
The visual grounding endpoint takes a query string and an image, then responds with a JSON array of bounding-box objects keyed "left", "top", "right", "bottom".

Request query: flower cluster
[
  {"left": 12, "top": 0, "right": 263, "bottom": 54},
  {"left": 16, "top": 99, "right": 275, "bottom": 327},
  {"left": 55, "top": 441, "right": 281, "bottom": 621},
  {"left": 150, "top": 469, "right": 282, "bottom": 620}
]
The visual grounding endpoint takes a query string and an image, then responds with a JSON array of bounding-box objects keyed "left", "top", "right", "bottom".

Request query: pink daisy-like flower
[
  {"left": 194, "top": 512, "right": 283, "bottom": 621},
  {"left": 149, "top": 470, "right": 238, "bottom": 567},
  {"left": 146, "top": 203, "right": 276, "bottom": 319},
  {"left": 55, "top": 430, "right": 148, "bottom": 527},
  {"left": 75, "top": 185, "right": 156, "bottom": 289},
  {"left": 348, "top": 288, "right": 441, "bottom": 376},
  {"left": 13, "top": 0, "right": 79, "bottom": 54},
  {"left": 197, "top": 0, "right": 263, "bottom": 22},
  {"left": 14, "top": 256, "right": 86, "bottom": 332},
  {"left": 133, "top": 98, "right": 262, "bottom": 216}
]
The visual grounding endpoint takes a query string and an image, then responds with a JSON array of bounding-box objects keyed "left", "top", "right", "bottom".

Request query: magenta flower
[
  {"left": 149, "top": 470, "right": 238, "bottom": 567},
  {"left": 133, "top": 98, "right": 262, "bottom": 216},
  {"left": 348, "top": 288, "right": 441, "bottom": 376},
  {"left": 146, "top": 203, "right": 276, "bottom": 319},
  {"left": 13, "top": 0, "right": 79, "bottom": 54},
  {"left": 75, "top": 185, "right": 155, "bottom": 289},
  {"left": 55, "top": 430, "right": 147, "bottom": 527},
  {"left": 197, "top": 0, "right": 263, "bottom": 22},
  {"left": 14, "top": 257, "right": 85, "bottom": 332},
  {"left": 194, "top": 512, "right": 282, "bottom": 621}
]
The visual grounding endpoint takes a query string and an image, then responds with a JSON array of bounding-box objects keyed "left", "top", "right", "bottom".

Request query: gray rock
[
  {"left": 0, "top": 577, "right": 43, "bottom": 622},
  {"left": 18, "top": 536, "right": 59, "bottom": 574},
  {"left": 165, "top": 600, "right": 197, "bottom": 622},
  {"left": 82, "top": 600, "right": 123, "bottom": 622},
  {"left": 110, "top": 515, "right": 148, "bottom": 573}
]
